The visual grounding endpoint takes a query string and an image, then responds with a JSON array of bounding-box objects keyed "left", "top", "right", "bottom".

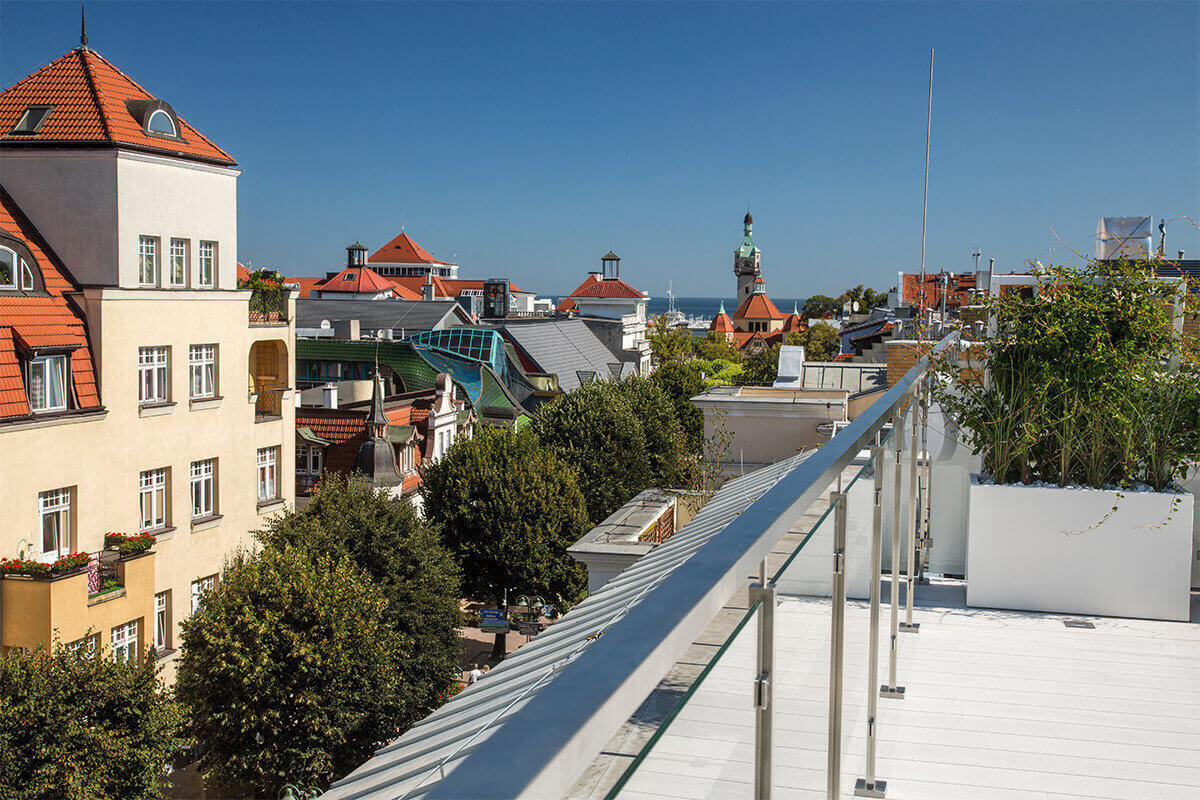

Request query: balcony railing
[
  {"left": 87, "top": 550, "right": 122, "bottom": 597},
  {"left": 253, "top": 385, "right": 287, "bottom": 421},
  {"left": 248, "top": 290, "right": 289, "bottom": 326},
  {"left": 323, "top": 333, "right": 961, "bottom": 800}
]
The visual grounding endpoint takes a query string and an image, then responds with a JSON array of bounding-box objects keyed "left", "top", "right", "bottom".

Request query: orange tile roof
[
  {"left": 369, "top": 232, "right": 453, "bottom": 265},
  {"left": 0, "top": 48, "right": 236, "bottom": 166},
  {"left": 732, "top": 292, "right": 785, "bottom": 320},
  {"left": 730, "top": 330, "right": 783, "bottom": 351},
  {"left": 389, "top": 275, "right": 452, "bottom": 299},
  {"left": 568, "top": 273, "right": 646, "bottom": 300},
  {"left": 555, "top": 297, "right": 577, "bottom": 313},
  {"left": 710, "top": 311, "right": 733, "bottom": 333},
  {"left": 901, "top": 272, "right": 976, "bottom": 308},
  {"left": 0, "top": 187, "right": 101, "bottom": 419},
  {"left": 236, "top": 262, "right": 250, "bottom": 285},
  {"left": 290, "top": 277, "right": 326, "bottom": 299},
  {"left": 782, "top": 313, "right": 805, "bottom": 332},
  {"left": 313, "top": 266, "right": 421, "bottom": 299}
]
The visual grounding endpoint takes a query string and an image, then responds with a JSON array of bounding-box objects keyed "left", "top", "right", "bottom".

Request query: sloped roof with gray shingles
[
  {"left": 323, "top": 450, "right": 813, "bottom": 800},
  {"left": 296, "top": 299, "right": 470, "bottom": 333},
  {"left": 498, "top": 320, "right": 623, "bottom": 391}
]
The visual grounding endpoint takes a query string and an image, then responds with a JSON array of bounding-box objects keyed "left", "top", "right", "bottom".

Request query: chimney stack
[
  {"left": 322, "top": 383, "right": 339, "bottom": 409},
  {"left": 422, "top": 273, "right": 435, "bottom": 301},
  {"left": 1179, "top": 250, "right": 1186, "bottom": 261},
  {"left": 333, "top": 319, "right": 360, "bottom": 341}
]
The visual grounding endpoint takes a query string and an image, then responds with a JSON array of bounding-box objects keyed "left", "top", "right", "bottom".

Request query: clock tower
[{"left": 734, "top": 210, "right": 762, "bottom": 299}]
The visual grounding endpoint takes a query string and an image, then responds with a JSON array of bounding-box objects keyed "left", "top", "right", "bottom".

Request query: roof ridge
[{"left": 77, "top": 49, "right": 113, "bottom": 142}]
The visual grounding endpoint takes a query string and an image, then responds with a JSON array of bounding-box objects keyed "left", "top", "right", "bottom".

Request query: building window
[
  {"left": 21, "top": 260, "right": 34, "bottom": 290},
  {"left": 10, "top": 105, "right": 53, "bottom": 135},
  {"left": 190, "top": 459, "right": 216, "bottom": 519},
  {"left": 189, "top": 344, "right": 217, "bottom": 399},
  {"left": 138, "top": 346, "right": 169, "bottom": 403},
  {"left": 0, "top": 246, "right": 15, "bottom": 288},
  {"left": 147, "top": 109, "right": 177, "bottom": 137},
  {"left": 111, "top": 620, "right": 139, "bottom": 664},
  {"left": 28, "top": 354, "right": 67, "bottom": 413},
  {"left": 138, "top": 236, "right": 158, "bottom": 286},
  {"left": 191, "top": 575, "right": 217, "bottom": 613},
  {"left": 66, "top": 633, "right": 98, "bottom": 660},
  {"left": 257, "top": 447, "right": 279, "bottom": 501},
  {"left": 197, "top": 241, "right": 217, "bottom": 288},
  {"left": 154, "top": 591, "right": 172, "bottom": 652},
  {"left": 169, "top": 238, "right": 188, "bottom": 287},
  {"left": 38, "top": 488, "right": 71, "bottom": 561},
  {"left": 296, "top": 444, "right": 322, "bottom": 476},
  {"left": 139, "top": 468, "right": 168, "bottom": 531}
]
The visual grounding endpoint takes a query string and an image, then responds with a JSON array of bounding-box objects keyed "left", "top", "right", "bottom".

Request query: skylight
[
  {"left": 147, "top": 109, "right": 177, "bottom": 136},
  {"left": 11, "top": 105, "right": 53, "bottom": 134}
]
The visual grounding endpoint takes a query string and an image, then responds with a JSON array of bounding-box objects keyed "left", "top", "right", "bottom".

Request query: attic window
[
  {"left": 342, "top": 273, "right": 355, "bottom": 282},
  {"left": 11, "top": 105, "right": 53, "bottom": 135},
  {"left": 147, "top": 109, "right": 177, "bottom": 136}
]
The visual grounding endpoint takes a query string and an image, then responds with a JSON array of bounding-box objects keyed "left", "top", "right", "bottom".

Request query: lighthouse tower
[{"left": 734, "top": 211, "right": 763, "bottom": 299}]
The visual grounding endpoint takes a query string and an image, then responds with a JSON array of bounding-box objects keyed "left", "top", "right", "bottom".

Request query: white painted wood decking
[{"left": 615, "top": 584, "right": 1200, "bottom": 800}]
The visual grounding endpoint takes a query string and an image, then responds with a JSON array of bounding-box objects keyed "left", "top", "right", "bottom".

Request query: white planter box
[{"left": 966, "top": 478, "right": 1194, "bottom": 621}]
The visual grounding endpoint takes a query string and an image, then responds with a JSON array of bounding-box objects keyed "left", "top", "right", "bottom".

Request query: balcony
[
  {"left": 248, "top": 288, "right": 289, "bottom": 327},
  {"left": 322, "top": 330, "right": 1200, "bottom": 800},
  {"left": 1, "top": 546, "right": 155, "bottom": 653},
  {"left": 253, "top": 385, "right": 287, "bottom": 422}
]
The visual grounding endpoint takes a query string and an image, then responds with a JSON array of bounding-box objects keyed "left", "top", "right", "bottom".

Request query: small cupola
[
  {"left": 601, "top": 251, "right": 620, "bottom": 279},
  {"left": 347, "top": 242, "right": 368, "bottom": 268}
]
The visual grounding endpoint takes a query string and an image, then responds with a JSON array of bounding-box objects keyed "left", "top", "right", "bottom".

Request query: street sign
[
  {"left": 479, "top": 609, "right": 509, "bottom": 632},
  {"left": 517, "top": 621, "right": 540, "bottom": 638}
]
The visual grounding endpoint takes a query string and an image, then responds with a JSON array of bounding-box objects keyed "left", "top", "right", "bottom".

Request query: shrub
[{"left": 104, "top": 532, "right": 156, "bottom": 555}]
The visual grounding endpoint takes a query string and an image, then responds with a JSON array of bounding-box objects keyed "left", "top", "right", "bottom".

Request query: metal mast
[{"left": 919, "top": 49, "right": 934, "bottom": 327}]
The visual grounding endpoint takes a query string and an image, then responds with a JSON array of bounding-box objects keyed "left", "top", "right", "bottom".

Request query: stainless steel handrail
[{"left": 425, "top": 332, "right": 960, "bottom": 800}]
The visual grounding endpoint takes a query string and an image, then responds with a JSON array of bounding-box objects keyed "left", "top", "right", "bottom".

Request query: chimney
[
  {"left": 1179, "top": 250, "right": 1186, "bottom": 260},
  {"left": 333, "top": 319, "right": 360, "bottom": 340},
  {"left": 422, "top": 273, "right": 435, "bottom": 301},
  {"left": 322, "top": 383, "right": 339, "bottom": 409}
]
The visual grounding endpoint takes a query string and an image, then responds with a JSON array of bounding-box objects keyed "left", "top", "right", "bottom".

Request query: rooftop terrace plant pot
[{"left": 966, "top": 477, "right": 1193, "bottom": 622}]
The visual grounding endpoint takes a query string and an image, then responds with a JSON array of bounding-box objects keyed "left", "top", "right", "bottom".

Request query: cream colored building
[{"left": 0, "top": 42, "right": 294, "bottom": 679}]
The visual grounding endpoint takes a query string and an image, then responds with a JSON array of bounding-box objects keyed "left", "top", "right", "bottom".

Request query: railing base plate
[
  {"left": 899, "top": 622, "right": 921, "bottom": 632},
  {"left": 854, "top": 778, "right": 887, "bottom": 798},
  {"left": 879, "top": 685, "right": 906, "bottom": 699}
]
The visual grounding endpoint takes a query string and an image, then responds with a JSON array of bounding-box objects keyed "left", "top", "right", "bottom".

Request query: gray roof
[
  {"left": 295, "top": 299, "right": 470, "bottom": 334},
  {"left": 800, "top": 362, "right": 887, "bottom": 396},
  {"left": 499, "top": 320, "right": 624, "bottom": 391},
  {"left": 323, "top": 450, "right": 813, "bottom": 800}
]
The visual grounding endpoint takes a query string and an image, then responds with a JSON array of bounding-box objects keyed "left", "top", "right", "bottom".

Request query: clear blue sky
[{"left": 4, "top": 1, "right": 1197, "bottom": 297}]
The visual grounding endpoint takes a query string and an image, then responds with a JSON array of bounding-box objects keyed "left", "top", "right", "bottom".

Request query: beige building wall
[{"left": 0, "top": 289, "right": 294, "bottom": 679}]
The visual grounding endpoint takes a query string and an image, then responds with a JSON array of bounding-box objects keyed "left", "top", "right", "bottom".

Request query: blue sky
[{"left": 3, "top": 1, "right": 1197, "bottom": 297}]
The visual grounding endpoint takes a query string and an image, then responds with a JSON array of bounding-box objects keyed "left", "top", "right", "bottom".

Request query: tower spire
[{"left": 80, "top": 4, "right": 88, "bottom": 46}]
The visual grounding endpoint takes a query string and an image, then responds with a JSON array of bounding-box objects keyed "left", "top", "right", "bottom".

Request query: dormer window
[
  {"left": 0, "top": 247, "right": 14, "bottom": 289},
  {"left": 0, "top": 238, "right": 45, "bottom": 294},
  {"left": 10, "top": 105, "right": 53, "bottom": 135},
  {"left": 147, "top": 109, "right": 176, "bottom": 137},
  {"left": 29, "top": 354, "right": 68, "bottom": 413}
]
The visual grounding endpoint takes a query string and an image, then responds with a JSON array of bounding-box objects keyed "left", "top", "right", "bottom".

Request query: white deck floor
[{"left": 615, "top": 584, "right": 1200, "bottom": 800}]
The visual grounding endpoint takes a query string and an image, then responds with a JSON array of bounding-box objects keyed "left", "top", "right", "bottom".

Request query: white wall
[
  {"left": 0, "top": 150, "right": 120, "bottom": 286},
  {"left": 115, "top": 151, "right": 239, "bottom": 289}
]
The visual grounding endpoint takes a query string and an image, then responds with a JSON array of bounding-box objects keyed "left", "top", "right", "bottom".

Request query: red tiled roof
[
  {"left": 440, "top": 278, "right": 523, "bottom": 294},
  {"left": 290, "top": 277, "right": 326, "bottom": 299},
  {"left": 710, "top": 312, "right": 733, "bottom": 333},
  {"left": 832, "top": 353, "right": 854, "bottom": 362},
  {"left": 782, "top": 314, "right": 805, "bottom": 333},
  {"left": 368, "top": 232, "right": 453, "bottom": 266},
  {"left": 568, "top": 274, "right": 647, "bottom": 300},
  {"left": 315, "top": 266, "right": 421, "bottom": 298},
  {"left": 730, "top": 330, "right": 784, "bottom": 351},
  {"left": 732, "top": 292, "right": 785, "bottom": 320},
  {"left": 901, "top": 272, "right": 976, "bottom": 308},
  {"left": 389, "top": 275, "right": 451, "bottom": 299},
  {"left": 0, "top": 48, "right": 236, "bottom": 166},
  {"left": 555, "top": 297, "right": 577, "bottom": 313},
  {"left": 0, "top": 187, "right": 101, "bottom": 419},
  {"left": 236, "top": 263, "right": 250, "bottom": 285}
]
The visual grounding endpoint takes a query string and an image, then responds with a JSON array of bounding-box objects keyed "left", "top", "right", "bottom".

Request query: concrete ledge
[
  {"left": 190, "top": 513, "right": 223, "bottom": 532},
  {"left": 189, "top": 396, "right": 223, "bottom": 411},
  {"left": 138, "top": 400, "right": 175, "bottom": 418}
]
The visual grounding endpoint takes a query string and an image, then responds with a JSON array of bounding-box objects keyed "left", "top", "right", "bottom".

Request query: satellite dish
[{"left": 852, "top": 300, "right": 860, "bottom": 312}]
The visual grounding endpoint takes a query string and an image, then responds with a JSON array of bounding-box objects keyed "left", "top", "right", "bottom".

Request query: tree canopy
[
  {"left": 650, "top": 359, "right": 707, "bottom": 452},
  {"left": 421, "top": 426, "right": 589, "bottom": 607},
  {"left": 257, "top": 473, "right": 461, "bottom": 726},
  {"left": 618, "top": 376, "right": 689, "bottom": 486},
  {"left": 176, "top": 546, "right": 410, "bottom": 796},
  {"left": 645, "top": 314, "right": 694, "bottom": 365},
  {"left": 804, "top": 321, "right": 842, "bottom": 361},
  {"left": 737, "top": 344, "right": 781, "bottom": 385},
  {"left": 0, "top": 644, "right": 181, "bottom": 800}
]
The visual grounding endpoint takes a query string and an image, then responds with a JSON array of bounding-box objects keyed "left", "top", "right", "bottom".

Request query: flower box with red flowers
[
  {"left": 0, "top": 552, "right": 89, "bottom": 578},
  {"left": 103, "top": 532, "right": 156, "bottom": 556}
]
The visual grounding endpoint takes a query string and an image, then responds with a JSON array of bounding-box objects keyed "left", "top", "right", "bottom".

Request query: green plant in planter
[
  {"left": 104, "top": 532, "right": 156, "bottom": 555},
  {"left": 244, "top": 268, "right": 286, "bottom": 316},
  {"left": 935, "top": 259, "right": 1200, "bottom": 491}
]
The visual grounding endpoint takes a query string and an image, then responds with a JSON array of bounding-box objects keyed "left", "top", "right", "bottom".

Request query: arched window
[
  {"left": 21, "top": 260, "right": 34, "bottom": 290},
  {"left": 0, "top": 246, "right": 14, "bottom": 288},
  {"left": 147, "top": 109, "right": 177, "bottom": 137}
]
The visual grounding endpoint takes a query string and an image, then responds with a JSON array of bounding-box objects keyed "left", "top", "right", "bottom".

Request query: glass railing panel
[{"left": 606, "top": 602, "right": 761, "bottom": 800}]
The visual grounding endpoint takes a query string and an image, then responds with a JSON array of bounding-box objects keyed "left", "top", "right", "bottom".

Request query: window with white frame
[
  {"left": 111, "top": 620, "right": 138, "bottom": 664},
  {"left": 190, "top": 459, "right": 215, "bottom": 519},
  {"left": 257, "top": 447, "right": 278, "bottom": 501},
  {"left": 28, "top": 354, "right": 67, "bottom": 413},
  {"left": 189, "top": 344, "right": 217, "bottom": 399},
  {"left": 0, "top": 246, "right": 16, "bottom": 288},
  {"left": 66, "top": 633, "right": 98, "bottom": 660},
  {"left": 191, "top": 574, "right": 217, "bottom": 613},
  {"left": 154, "top": 591, "right": 171, "bottom": 651},
  {"left": 38, "top": 488, "right": 71, "bottom": 561},
  {"left": 139, "top": 468, "right": 167, "bottom": 531},
  {"left": 169, "top": 238, "right": 188, "bottom": 287},
  {"left": 296, "top": 444, "right": 322, "bottom": 476},
  {"left": 138, "top": 346, "right": 169, "bottom": 404},
  {"left": 198, "top": 241, "right": 216, "bottom": 288},
  {"left": 138, "top": 236, "right": 158, "bottom": 286}
]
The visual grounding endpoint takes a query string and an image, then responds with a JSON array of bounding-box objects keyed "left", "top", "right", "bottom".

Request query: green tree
[
  {"left": 646, "top": 314, "right": 694, "bottom": 365},
  {"left": 694, "top": 331, "right": 741, "bottom": 362},
  {"left": 619, "top": 376, "right": 688, "bottom": 485},
  {"left": 801, "top": 294, "right": 840, "bottom": 319},
  {"left": 650, "top": 359, "right": 707, "bottom": 452},
  {"left": 531, "top": 380, "right": 651, "bottom": 522},
  {"left": 0, "top": 644, "right": 182, "bottom": 800},
  {"left": 257, "top": 473, "right": 461, "bottom": 728},
  {"left": 804, "top": 322, "right": 841, "bottom": 361},
  {"left": 421, "top": 426, "right": 589, "bottom": 613},
  {"left": 176, "top": 546, "right": 409, "bottom": 795},
  {"left": 737, "top": 344, "right": 781, "bottom": 385}
]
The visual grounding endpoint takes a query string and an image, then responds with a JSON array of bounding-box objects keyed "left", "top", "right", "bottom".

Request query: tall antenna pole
[{"left": 919, "top": 49, "right": 934, "bottom": 329}]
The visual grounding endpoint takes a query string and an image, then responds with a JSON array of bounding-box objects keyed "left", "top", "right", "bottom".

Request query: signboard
[
  {"left": 479, "top": 609, "right": 509, "bottom": 632},
  {"left": 517, "top": 621, "right": 540, "bottom": 638}
]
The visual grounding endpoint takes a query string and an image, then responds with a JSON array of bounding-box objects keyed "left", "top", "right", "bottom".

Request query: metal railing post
[
  {"left": 750, "top": 576, "right": 775, "bottom": 800},
  {"left": 919, "top": 377, "right": 932, "bottom": 584},
  {"left": 902, "top": 393, "right": 921, "bottom": 632},
  {"left": 855, "top": 447, "right": 887, "bottom": 797},
  {"left": 881, "top": 421, "right": 905, "bottom": 699},
  {"left": 827, "top": 492, "right": 847, "bottom": 800}
]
